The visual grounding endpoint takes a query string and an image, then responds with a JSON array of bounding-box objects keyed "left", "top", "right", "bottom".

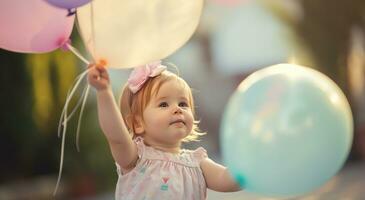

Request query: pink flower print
[
  {"left": 162, "top": 177, "right": 169, "bottom": 184},
  {"left": 160, "top": 177, "right": 170, "bottom": 191}
]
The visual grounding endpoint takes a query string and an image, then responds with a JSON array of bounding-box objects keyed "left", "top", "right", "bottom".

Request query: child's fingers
[
  {"left": 96, "top": 64, "right": 106, "bottom": 72},
  {"left": 100, "top": 69, "right": 109, "bottom": 80},
  {"left": 88, "top": 68, "right": 100, "bottom": 80},
  {"left": 96, "top": 65, "right": 109, "bottom": 79},
  {"left": 88, "top": 63, "right": 99, "bottom": 79},
  {"left": 87, "top": 64, "right": 109, "bottom": 83},
  {"left": 87, "top": 64, "right": 101, "bottom": 76}
]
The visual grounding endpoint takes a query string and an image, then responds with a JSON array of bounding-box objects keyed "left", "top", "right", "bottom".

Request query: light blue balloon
[{"left": 221, "top": 64, "right": 353, "bottom": 197}]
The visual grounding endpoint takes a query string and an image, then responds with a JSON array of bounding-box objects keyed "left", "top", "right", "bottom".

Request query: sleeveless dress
[{"left": 115, "top": 137, "right": 208, "bottom": 200}]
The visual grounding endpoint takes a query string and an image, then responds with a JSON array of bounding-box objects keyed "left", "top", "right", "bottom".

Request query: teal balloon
[{"left": 221, "top": 64, "right": 353, "bottom": 197}]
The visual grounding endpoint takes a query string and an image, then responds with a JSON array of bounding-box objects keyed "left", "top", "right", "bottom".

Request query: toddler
[{"left": 87, "top": 61, "right": 241, "bottom": 200}]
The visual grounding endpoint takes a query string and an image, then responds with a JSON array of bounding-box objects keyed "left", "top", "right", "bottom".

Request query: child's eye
[
  {"left": 179, "top": 102, "right": 189, "bottom": 107},
  {"left": 159, "top": 102, "right": 169, "bottom": 107}
]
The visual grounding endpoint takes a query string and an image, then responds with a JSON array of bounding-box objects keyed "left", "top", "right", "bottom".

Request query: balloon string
[
  {"left": 75, "top": 6, "right": 97, "bottom": 63},
  {"left": 54, "top": 68, "right": 91, "bottom": 196},
  {"left": 90, "top": 2, "right": 96, "bottom": 54},
  {"left": 65, "top": 43, "right": 94, "bottom": 151},
  {"left": 54, "top": 43, "right": 92, "bottom": 196},
  {"left": 66, "top": 43, "right": 90, "bottom": 65},
  {"left": 76, "top": 84, "right": 90, "bottom": 152},
  {"left": 57, "top": 69, "right": 90, "bottom": 136}
]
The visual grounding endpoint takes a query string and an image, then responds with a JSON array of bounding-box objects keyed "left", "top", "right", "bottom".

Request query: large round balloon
[
  {"left": 0, "top": 0, "right": 75, "bottom": 53},
  {"left": 77, "top": 0, "right": 204, "bottom": 68},
  {"left": 221, "top": 64, "right": 353, "bottom": 197},
  {"left": 210, "top": 0, "right": 245, "bottom": 6},
  {"left": 45, "top": 0, "right": 92, "bottom": 9}
]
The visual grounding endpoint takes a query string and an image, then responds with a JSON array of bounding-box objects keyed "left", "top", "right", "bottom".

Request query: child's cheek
[
  {"left": 186, "top": 117, "right": 194, "bottom": 131},
  {"left": 151, "top": 118, "right": 166, "bottom": 129}
]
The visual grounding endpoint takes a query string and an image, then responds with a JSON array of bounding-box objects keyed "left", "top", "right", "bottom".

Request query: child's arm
[
  {"left": 88, "top": 64, "right": 138, "bottom": 170},
  {"left": 200, "top": 158, "right": 242, "bottom": 192}
]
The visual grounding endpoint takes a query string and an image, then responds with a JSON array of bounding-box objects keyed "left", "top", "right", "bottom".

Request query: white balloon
[{"left": 77, "top": 0, "right": 204, "bottom": 68}]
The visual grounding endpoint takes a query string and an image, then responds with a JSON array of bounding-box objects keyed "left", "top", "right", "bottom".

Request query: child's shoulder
[
  {"left": 184, "top": 147, "right": 207, "bottom": 157},
  {"left": 181, "top": 147, "right": 208, "bottom": 164}
]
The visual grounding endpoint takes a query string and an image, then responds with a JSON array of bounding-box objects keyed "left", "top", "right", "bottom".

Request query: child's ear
[{"left": 134, "top": 116, "right": 145, "bottom": 134}]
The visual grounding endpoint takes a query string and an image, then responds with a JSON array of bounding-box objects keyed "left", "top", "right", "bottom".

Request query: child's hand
[{"left": 87, "top": 63, "right": 110, "bottom": 91}]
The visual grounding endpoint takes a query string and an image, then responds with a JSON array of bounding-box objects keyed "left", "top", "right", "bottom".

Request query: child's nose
[{"left": 173, "top": 105, "right": 183, "bottom": 114}]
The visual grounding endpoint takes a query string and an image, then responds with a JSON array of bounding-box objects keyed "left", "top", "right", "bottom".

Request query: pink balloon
[{"left": 0, "top": 0, "right": 75, "bottom": 53}]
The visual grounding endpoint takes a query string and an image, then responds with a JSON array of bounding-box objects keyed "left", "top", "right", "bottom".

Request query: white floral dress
[{"left": 115, "top": 137, "right": 208, "bottom": 200}]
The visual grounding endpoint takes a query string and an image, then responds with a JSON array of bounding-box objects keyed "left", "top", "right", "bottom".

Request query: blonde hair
[{"left": 119, "top": 70, "right": 205, "bottom": 142}]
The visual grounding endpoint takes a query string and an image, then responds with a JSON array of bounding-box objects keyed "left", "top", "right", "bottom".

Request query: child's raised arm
[
  {"left": 200, "top": 158, "right": 242, "bottom": 192},
  {"left": 88, "top": 64, "right": 138, "bottom": 170}
]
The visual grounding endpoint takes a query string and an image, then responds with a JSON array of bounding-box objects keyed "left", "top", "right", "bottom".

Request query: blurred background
[{"left": 1, "top": 0, "right": 365, "bottom": 199}]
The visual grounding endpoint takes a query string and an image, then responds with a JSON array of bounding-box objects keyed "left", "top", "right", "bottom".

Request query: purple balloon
[
  {"left": 0, "top": 0, "right": 75, "bottom": 53},
  {"left": 45, "top": 0, "right": 92, "bottom": 9}
]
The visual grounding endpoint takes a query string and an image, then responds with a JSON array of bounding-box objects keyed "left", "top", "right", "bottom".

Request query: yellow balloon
[{"left": 77, "top": 0, "right": 204, "bottom": 68}]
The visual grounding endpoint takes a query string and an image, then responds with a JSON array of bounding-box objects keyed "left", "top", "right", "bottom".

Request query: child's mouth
[{"left": 170, "top": 120, "right": 185, "bottom": 125}]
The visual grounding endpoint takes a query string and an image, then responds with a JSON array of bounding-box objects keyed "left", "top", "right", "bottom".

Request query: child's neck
[{"left": 143, "top": 136, "right": 182, "bottom": 154}]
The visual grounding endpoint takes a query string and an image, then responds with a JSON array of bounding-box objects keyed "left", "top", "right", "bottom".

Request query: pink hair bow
[{"left": 128, "top": 61, "right": 166, "bottom": 93}]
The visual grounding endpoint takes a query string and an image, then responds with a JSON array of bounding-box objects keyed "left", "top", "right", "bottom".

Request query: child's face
[{"left": 140, "top": 79, "right": 194, "bottom": 146}]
